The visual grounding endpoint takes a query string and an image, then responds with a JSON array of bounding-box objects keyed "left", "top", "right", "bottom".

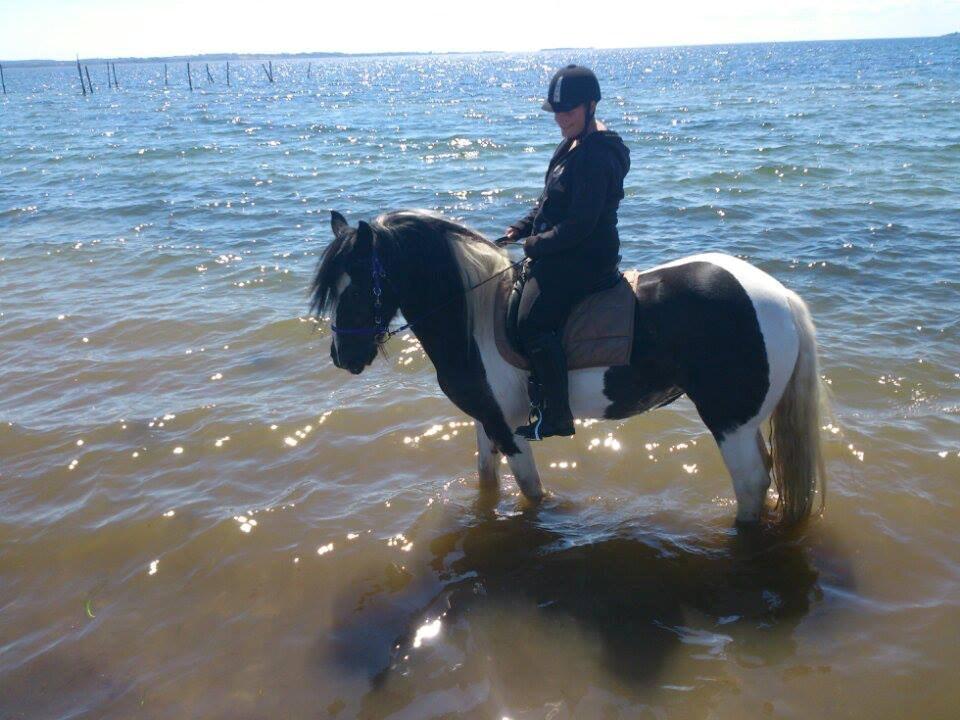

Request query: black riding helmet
[{"left": 541, "top": 64, "right": 601, "bottom": 113}]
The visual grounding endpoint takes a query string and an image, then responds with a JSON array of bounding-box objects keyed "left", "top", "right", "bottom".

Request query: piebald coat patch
[{"left": 312, "top": 210, "right": 824, "bottom": 525}]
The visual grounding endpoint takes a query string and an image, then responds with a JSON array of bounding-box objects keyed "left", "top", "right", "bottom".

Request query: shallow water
[{"left": 1, "top": 38, "right": 959, "bottom": 719}]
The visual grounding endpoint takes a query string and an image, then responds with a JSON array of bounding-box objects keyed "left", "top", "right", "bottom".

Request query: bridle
[{"left": 330, "top": 240, "right": 524, "bottom": 344}]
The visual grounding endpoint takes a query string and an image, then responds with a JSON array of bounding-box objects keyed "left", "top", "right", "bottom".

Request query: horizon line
[{"left": 1, "top": 31, "right": 954, "bottom": 66}]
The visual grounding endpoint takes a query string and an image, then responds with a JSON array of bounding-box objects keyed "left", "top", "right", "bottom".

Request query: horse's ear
[
  {"left": 356, "top": 220, "right": 373, "bottom": 251},
  {"left": 331, "top": 210, "right": 350, "bottom": 238}
]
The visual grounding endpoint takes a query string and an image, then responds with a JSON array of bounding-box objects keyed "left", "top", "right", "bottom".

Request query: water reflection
[{"left": 324, "top": 494, "right": 832, "bottom": 717}]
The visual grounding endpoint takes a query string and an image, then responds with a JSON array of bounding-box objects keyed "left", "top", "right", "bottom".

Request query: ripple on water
[{"left": 1, "top": 38, "right": 959, "bottom": 719}]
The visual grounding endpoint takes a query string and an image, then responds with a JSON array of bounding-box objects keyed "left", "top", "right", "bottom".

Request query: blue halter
[{"left": 329, "top": 244, "right": 393, "bottom": 341}]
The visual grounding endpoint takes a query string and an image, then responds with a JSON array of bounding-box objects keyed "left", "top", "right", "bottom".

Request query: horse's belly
[{"left": 569, "top": 367, "right": 614, "bottom": 419}]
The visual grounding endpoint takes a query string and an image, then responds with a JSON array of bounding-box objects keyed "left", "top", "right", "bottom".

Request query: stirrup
[
  {"left": 516, "top": 405, "right": 546, "bottom": 441},
  {"left": 515, "top": 403, "right": 575, "bottom": 441}
]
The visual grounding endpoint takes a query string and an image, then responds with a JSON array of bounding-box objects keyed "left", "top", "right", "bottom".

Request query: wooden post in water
[
  {"left": 261, "top": 60, "right": 274, "bottom": 83},
  {"left": 205, "top": 63, "right": 214, "bottom": 84},
  {"left": 0, "top": 63, "right": 6, "bottom": 95},
  {"left": 106, "top": 64, "right": 111, "bottom": 89},
  {"left": 85, "top": 66, "right": 94, "bottom": 93},
  {"left": 226, "top": 62, "right": 230, "bottom": 87},
  {"left": 76, "top": 56, "right": 87, "bottom": 95},
  {"left": 307, "top": 61, "right": 311, "bottom": 79},
  {"left": 164, "top": 63, "right": 168, "bottom": 87},
  {"left": 187, "top": 62, "right": 193, "bottom": 91},
  {"left": 111, "top": 63, "right": 118, "bottom": 88}
]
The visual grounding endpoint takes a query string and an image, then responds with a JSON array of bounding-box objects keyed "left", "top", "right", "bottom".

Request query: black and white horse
[{"left": 312, "top": 210, "right": 826, "bottom": 527}]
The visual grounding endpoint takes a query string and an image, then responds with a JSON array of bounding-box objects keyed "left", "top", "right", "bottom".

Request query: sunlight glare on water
[{"left": 0, "top": 37, "right": 958, "bottom": 719}]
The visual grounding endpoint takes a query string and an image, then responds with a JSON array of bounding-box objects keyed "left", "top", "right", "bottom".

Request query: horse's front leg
[
  {"left": 505, "top": 436, "right": 543, "bottom": 502},
  {"left": 476, "top": 425, "right": 500, "bottom": 489}
]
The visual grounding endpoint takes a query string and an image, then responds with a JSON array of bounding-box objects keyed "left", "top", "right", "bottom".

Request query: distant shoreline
[
  {"left": 0, "top": 50, "right": 501, "bottom": 70},
  {"left": 1, "top": 34, "right": 950, "bottom": 68}
]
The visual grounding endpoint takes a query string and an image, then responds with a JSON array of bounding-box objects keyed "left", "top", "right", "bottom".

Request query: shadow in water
[{"left": 322, "top": 488, "right": 841, "bottom": 717}]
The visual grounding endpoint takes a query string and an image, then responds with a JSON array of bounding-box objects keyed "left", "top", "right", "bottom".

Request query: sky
[{"left": 0, "top": 0, "right": 958, "bottom": 61}]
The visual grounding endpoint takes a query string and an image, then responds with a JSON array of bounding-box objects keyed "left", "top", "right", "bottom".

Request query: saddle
[{"left": 494, "top": 267, "right": 643, "bottom": 370}]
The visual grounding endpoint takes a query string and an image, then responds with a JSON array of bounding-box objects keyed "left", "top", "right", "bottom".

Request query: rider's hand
[
  {"left": 523, "top": 236, "right": 538, "bottom": 259},
  {"left": 495, "top": 227, "right": 520, "bottom": 247}
]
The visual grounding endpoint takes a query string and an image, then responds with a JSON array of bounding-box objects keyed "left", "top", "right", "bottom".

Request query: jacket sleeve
[
  {"left": 508, "top": 203, "right": 539, "bottom": 238},
  {"left": 523, "top": 152, "right": 611, "bottom": 259},
  {"left": 510, "top": 140, "right": 567, "bottom": 239}
]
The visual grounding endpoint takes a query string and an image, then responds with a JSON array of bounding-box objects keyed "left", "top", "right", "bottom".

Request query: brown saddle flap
[{"left": 494, "top": 270, "right": 640, "bottom": 371}]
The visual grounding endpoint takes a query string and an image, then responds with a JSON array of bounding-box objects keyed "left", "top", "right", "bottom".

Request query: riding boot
[{"left": 515, "top": 332, "right": 575, "bottom": 440}]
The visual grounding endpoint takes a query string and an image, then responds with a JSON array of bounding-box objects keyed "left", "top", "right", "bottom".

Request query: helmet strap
[{"left": 577, "top": 102, "right": 596, "bottom": 142}]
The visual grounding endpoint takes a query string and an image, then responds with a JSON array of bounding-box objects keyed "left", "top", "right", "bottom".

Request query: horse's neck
[
  {"left": 403, "top": 301, "right": 475, "bottom": 373},
  {"left": 399, "top": 245, "right": 509, "bottom": 372}
]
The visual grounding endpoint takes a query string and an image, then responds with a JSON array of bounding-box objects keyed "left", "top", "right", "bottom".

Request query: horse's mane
[
  {"left": 311, "top": 210, "right": 511, "bottom": 342},
  {"left": 310, "top": 227, "right": 352, "bottom": 316}
]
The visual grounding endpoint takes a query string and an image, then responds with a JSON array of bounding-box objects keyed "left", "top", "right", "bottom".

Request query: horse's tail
[{"left": 769, "top": 292, "right": 826, "bottom": 526}]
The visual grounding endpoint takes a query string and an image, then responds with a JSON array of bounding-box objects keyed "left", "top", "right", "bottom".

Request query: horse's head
[{"left": 310, "top": 211, "right": 400, "bottom": 375}]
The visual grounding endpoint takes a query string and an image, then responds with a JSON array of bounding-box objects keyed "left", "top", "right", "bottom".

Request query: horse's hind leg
[
  {"left": 719, "top": 425, "right": 772, "bottom": 524},
  {"left": 476, "top": 425, "right": 500, "bottom": 489},
  {"left": 756, "top": 429, "right": 772, "bottom": 474}
]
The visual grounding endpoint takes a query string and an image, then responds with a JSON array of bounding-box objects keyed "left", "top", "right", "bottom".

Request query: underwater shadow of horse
[{"left": 322, "top": 496, "right": 835, "bottom": 712}]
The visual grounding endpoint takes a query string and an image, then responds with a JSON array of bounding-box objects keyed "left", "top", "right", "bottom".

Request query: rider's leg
[
  {"left": 515, "top": 330, "right": 574, "bottom": 439},
  {"left": 514, "top": 259, "right": 592, "bottom": 440}
]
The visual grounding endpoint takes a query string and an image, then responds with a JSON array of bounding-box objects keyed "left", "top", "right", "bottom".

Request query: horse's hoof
[
  {"left": 520, "top": 490, "right": 545, "bottom": 505},
  {"left": 734, "top": 517, "right": 763, "bottom": 534}
]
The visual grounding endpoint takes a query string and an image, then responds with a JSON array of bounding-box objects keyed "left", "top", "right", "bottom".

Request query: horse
[{"left": 311, "top": 209, "right": 826, "bottom": 527}]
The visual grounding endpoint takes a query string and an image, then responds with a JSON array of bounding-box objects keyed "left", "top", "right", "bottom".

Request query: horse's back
[{"left": 633, "top": 253, "right": 796, "bottom": 338}]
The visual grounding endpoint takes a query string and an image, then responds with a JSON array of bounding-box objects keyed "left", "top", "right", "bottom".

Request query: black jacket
[{"left": 510, "top": 129, "right": 630, "bottom": 268}]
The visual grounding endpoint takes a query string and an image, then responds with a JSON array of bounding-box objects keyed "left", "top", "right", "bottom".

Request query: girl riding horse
[{"left": 502, "top": 65, "right": 631, "bottom": 441}]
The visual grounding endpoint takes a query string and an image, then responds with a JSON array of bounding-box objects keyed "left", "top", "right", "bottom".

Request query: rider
[{"left": 502, "top": 64, "right": 631, "bottom": 440}]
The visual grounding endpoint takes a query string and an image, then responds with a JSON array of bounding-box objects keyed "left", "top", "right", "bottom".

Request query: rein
[{"left": 330, "top": 239, "right": 524, "bottom": 343}]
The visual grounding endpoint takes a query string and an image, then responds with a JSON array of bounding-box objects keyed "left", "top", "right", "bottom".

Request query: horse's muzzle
[{"left": 331, "top": 338, "right": 371, "bottom": 375}]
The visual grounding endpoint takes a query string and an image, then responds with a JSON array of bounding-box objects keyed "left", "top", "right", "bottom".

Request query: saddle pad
[{"left": 494, "top": 270, "right": 640, "bottom": 371}]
